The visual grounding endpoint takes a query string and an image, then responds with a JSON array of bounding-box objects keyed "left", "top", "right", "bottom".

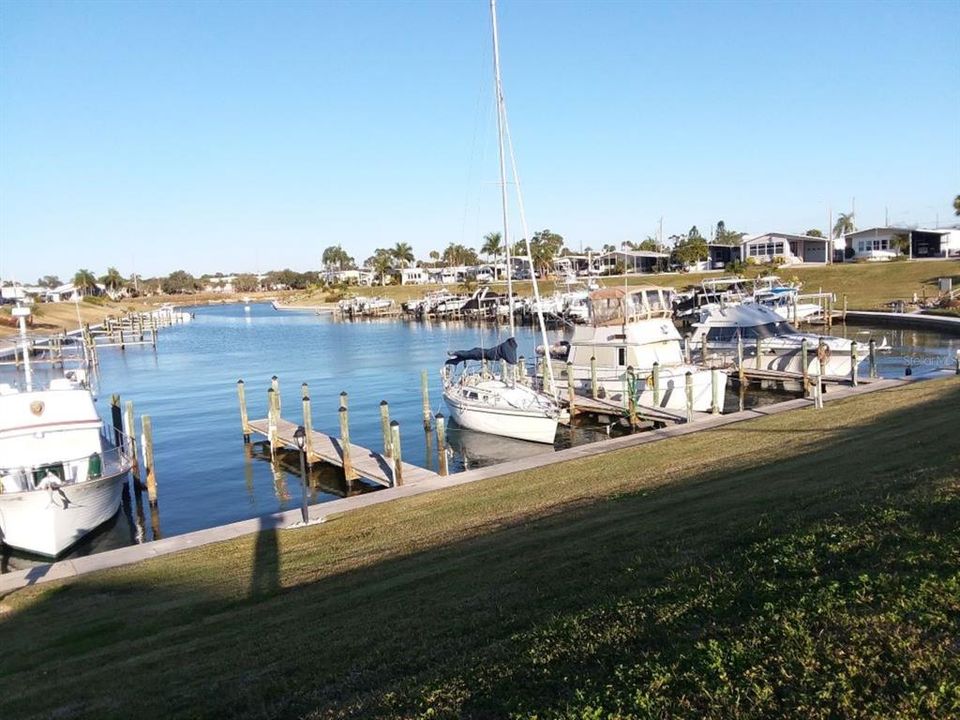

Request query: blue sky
[{"left": 1, "top": 0, "right": 958, "bottom": 281}]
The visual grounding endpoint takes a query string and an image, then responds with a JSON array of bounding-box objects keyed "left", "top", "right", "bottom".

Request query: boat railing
[{"left": 0, "top": 443, "right": 133, "bottom": 495}]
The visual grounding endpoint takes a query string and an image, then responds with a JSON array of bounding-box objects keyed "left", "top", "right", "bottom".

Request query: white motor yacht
[
  {"left": 689, "top": 302, "right": 869, "bottom": 377},
  {"left": 0, "top": 309, "right": 132, "bottom": 557},
  {"left": 550, "top": 286, "right": 725, "bottom": 413}
]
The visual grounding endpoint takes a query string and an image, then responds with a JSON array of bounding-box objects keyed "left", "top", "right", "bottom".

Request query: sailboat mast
[{"left": 490, "top": 0, "right": 515, "bottom": 335}]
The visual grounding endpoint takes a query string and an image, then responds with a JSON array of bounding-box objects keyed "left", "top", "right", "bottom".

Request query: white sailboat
[
  {"left": 441, "top": 0, "right": 560, "bottom": 445},
  {"left": 0, "top": 305, "right": 132, "bottom": 557}
]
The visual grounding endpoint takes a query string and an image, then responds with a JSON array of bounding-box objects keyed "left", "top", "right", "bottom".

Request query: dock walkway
[{"left": 247, "top": 417, "right": 437, "bottom": 487}]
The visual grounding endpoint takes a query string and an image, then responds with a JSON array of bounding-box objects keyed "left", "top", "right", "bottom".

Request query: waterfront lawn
[{"left": 1, "top": 378, "right": 959, "bottom": 719}]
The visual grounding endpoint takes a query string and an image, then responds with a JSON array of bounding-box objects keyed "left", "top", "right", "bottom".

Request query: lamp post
[{"left": 293, "top": 425, "right": 309, "bottom": 524}]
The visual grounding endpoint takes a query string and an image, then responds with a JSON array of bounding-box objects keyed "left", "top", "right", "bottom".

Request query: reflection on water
[{"left": 1, "top": 301, "right": 956, "bottom": 571}]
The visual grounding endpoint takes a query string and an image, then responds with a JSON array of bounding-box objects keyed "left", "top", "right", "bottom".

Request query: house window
[{"left": 618, "top": 348, "right": 626, "bottom": 366}]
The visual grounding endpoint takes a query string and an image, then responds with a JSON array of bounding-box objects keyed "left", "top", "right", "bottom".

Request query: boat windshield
[{"left": 706, "top": 321, "right": 797, "bottom": 341}]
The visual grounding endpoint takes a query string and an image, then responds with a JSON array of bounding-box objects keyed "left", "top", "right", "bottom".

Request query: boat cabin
[{"left": 588, "top": 286, "right": 674, "bottom": 326}]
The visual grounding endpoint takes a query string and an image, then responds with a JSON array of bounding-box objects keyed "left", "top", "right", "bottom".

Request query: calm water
[{"left": 2, "top": 302, "right": 957, "bottom": 570}]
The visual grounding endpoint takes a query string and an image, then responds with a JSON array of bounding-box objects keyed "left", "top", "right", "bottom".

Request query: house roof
[
  {"left": 742, "top": 232, "right": 830, "bottom": 244},
  {"left": 598, "top": 250, "right": 670, "bottom": 259},
  {"left": 844, "top": 226, "right": 951, "bottom": 238}
]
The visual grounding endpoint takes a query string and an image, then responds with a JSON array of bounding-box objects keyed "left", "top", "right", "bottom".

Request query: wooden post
[
  {"left": 267, "top": 387, "right": 278, "bottom": 456},
  {"left": 339, "top": 390, "right": 348, "bottom": 411},
  {"left": 652, "top": 361, "right": 661, "bottom": 406},
  {"left": 301, "top": 382, "right": 309, "bottom": 400},
  {"left": 842, "top": 294, "right": 848, "bottom": 321},
  {"left": 339, "top": 405, "right": 356, "bottom": 480},
  {"left": 302, "top": 394, "right": 314, "bottom": 460},
  {"left": 755, "top": 336, "right": 762, "bottom": 370},
  {"left": 710, "top": 367, "right": 720, "bottom": 415},
  {"left": 827, "top": 295, "right": 833, "bottom": 328},
  {"left": 118, "top": 327, "right": 125, "bottom": 350},
  {"left": 517, "top": 355, "right": 526, "bottom": 383},
  {"left": 590, "top": 355, "right": 598, "bottom": 399},
  {"left": 141, "top": 415, "right": 157, "bottom": 506},
  {"left": 792, "top": 293, "right": 798, "bottom": 324},
  {"left": 110, "top": 394, "right": 123, "bottom": 448},
  {"left": 566, "top": 361, "right": 576, "bottom": 420},
  {"left": 626, "top": 366, "right": 637, "bottom": 428},
  {"left": 436, "top": 413, "right": 448, "bottom": 476},
  {"left": 736, "top": 333, "right": 745, "bottom": 383},
  {"left": 850, "top": 340, "right": 858, "bottom": 386},
  {"left": 123, "top": 400, "right": 140, "bottom": 488},
  {"left": 684, "top": 333, "right": 692, "bottom": 364},
  {"left": 380, "top": 400, "right": 392, "bottom": 458},
  {"left": 390, "top": 421, "right": 403, "bottom": 486},
  {"left": 869, "top": 338, "right": 877, "bottom": 378},
  {"left": 801, "top": 339, "right": 809, "bottom": 395},
  {"left": 271, "top": 375, "right": 280, "bottom": 415},
  {"left": 237, "top": 379, "right": 250, "bottom": 442},
  {"left": 684, "top": 371, "right": 694, "bottom": 423},
  {"left": 421, "top": 370, "right": 432, "bottom": 431}
]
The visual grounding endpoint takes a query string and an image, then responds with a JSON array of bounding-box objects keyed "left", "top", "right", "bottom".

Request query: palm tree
[
  {"left": 833, "top": 212, "right": 855, "bottom": 239},
  {"left": 73, "top": 269, "right": 97, "bottom": 296},
  {"left": 391, "top": 242, "right": 414, "bottom": 268},
  {"left": 371, "top": 253, "right": 393, "bottom": 286},
  {"left": 954, "top": 194, "right": 959, "bottom": 217},
  {"left": 480, "top": 232, "right": 502, "bottom": 263},
  {"left": 100, "top": 267, "right": 124, "bottom": 292}
]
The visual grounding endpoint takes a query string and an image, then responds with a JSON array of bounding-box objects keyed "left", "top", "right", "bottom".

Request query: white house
[
  {"left": 323, "top": 269, "right": 375, "bottom": 286},
  {"left": 596, "top": 250, "right": 669, "bottom": 274},
  {"left": 400, "top": 267, "right": 430, "bottom": 285},
  {"left": 740, "top": 232, "right": 832, "bottom": 265},
  {"left": 845, "top": 227, "right": 960, "bottom": 261}
]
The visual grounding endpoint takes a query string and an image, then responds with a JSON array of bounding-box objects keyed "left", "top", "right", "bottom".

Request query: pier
[{"left": 246, "top": 416, "right": 437, "bottom": 487}]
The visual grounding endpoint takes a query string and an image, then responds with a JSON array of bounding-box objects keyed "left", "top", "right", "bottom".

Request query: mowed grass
[
  {"left": 1, "top": 378, "right": 959, "bottom": 719},
  {"left": 291, "top": 258, "right": 959, "bottom": 311}
]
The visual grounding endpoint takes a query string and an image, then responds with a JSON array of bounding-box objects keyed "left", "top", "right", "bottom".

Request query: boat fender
[{"left": 88, "top": 452, "right": 102, "bottom": 480}]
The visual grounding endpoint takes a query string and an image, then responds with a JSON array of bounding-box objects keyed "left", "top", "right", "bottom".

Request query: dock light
[{"left": 293, "top": 425, "right": 309, "bottom": 524}]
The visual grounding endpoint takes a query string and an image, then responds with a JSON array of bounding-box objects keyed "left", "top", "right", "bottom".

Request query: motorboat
[
  {"left": 0, "top": 307, "right": 132, "bottom": 557},
  {"left": 689, "top": 302, "right": 869, "bottom": 377},
  {"left": 548, "top": 286, "right": 724, "bottom": 412},
  {"left": 440, "top": 0, "right": 561, "bottom": 445},
  {"left": 746, "top": 276, "right": 822, "bottom": 322}
]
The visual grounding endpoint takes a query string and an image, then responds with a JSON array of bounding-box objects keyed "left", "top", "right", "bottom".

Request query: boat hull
[
  {"left": 442, "top": 391, "right": 559, "bottom": 444},
  {"left": 0, "top": 471, "right": 127, "bottom": 557},
  {"left": 557, "top": 364, "right": 723, "bottom": 413}
]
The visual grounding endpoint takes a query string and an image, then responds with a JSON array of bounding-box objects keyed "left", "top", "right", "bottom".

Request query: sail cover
[{"left": 446, "top": 337, "right": 518, "bottom": 365}]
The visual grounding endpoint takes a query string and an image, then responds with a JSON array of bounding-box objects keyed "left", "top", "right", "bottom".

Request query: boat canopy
[
  {"left": 445, "top": 337, "right": 518, "bottom": 365},
  {"left": 588, "top": 286, "right": 674, "bottom": 326}
]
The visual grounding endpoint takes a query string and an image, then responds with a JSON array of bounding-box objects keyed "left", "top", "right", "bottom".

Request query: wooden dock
[
  {"left": 731, "top": 367, "right": 880, "bottom": 385},
  {"left": 562, "top": 391, "right": 688, "bottom": 424},
  {"left": 247, "top": 417, "right": 438, "bottom": 488}
]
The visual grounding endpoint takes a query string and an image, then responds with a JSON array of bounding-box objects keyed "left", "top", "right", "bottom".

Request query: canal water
[{"left": 2, "top": 302, "right": 957, "bottom": 571}]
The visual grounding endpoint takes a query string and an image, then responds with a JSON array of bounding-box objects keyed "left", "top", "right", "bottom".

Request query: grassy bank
[
  {"left": 1, "top": 377, "right": 958, "bottom": 719},
  {"left": 288, "top": 258, "right": 959, "bottom": 311},
  {"left": 0, "top": 299, "right": 154, "bottom": 339}
]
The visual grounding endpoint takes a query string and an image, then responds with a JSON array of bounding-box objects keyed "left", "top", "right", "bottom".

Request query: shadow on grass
[{"left": 1, "top": 384, "right": 958, "bottom": 719}]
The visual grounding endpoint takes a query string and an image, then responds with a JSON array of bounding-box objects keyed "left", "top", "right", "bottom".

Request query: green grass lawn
[{"left": 1, "top": 378, "right": 959, "bottom": 719}]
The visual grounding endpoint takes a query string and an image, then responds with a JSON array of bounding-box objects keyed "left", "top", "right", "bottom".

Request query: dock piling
[
  {"left": 652, "top": 362, "right": 661, "bottom": 407},
  {"left": 141, "top": 415, "right": 157, "bottom": 506},
  {"left": 869, "top": 339, "right": 878, "bottom": 378},
  {"left": 736, "top": 334, "right": 745, "bottom": 383},
  {"left": 566, "top": 361, "right": 576, "bottom": 420},
  {"left": 237, "top": 380, "right": 250, "bottom": 443},
  {"left": 271, "top": 375, "right": 280, "bottom": 415},
  {"left": 436, "top": 413, "right": 448, "bottom": 476},
  {"left": 380, "top": 400, "right": 392, "bottom": 458},
  {"left": 338, "top": 405, "right": 357, "bottom": 480},
  {"left": 684, "top": 333, "right": 692, "bottom": 364},
  {"left": 801, "top": 339, "right": 810, "bottom": 395},
  {"left": 850, "top": 340, "right": 858, "bottom": 386},
  {"left": 684, "top": 371, "right": 694, "bottom": 423},
  {"left": 755, "top": 337, "right": 762, "bottom": 370},
  {"left": 301, "top": 382, "right": 309, "bottom": 400},
  {"left": 710, "top": 367, "right": 721, "bottom": 415},
  {"left": 626, "top": 366, "right": 637, "bottom": 428},
  {"left": 842, "top": 294, "right": 848, "bottom": 321},
  {"left": 420, "top": 370, "right": 432, "bottom": 431},
  {"left": 339, "top": 390, "right": 348, "bottom": 411},
  {"left": 267, "top": 387, "right": 278, "bottom": 456},
  {"left": 302, "top": 394, "right": 314, "bottom": 460},
  {"left": 390, "top": 421, "right": 403, "bottom": 486},
  {"left": 110, "top": 394, "right": 123, "bottom": 447},
  {"left": 123, "top": 400, "right": 140, "bottom": 488},
  {"left": 590, "top": 356, "right": 598, "bottom": 399}
]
